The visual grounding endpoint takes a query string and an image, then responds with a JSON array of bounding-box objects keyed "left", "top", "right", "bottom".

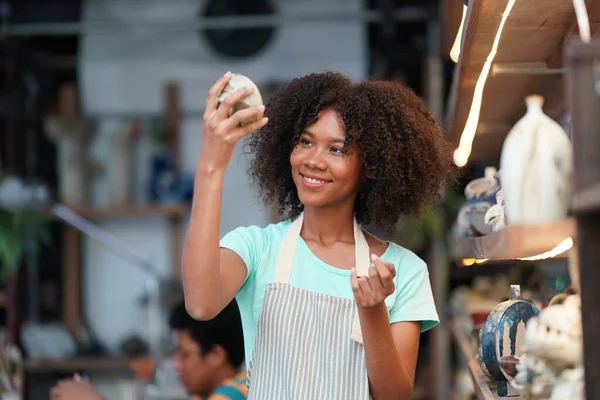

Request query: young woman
[{"left": 182, "top": 71, "right": 454, "bottom": 400}]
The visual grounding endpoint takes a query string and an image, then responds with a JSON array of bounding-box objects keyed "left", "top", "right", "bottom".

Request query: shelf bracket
[{"left": 491, "top": 61, "right": 565, "bottom": 76}]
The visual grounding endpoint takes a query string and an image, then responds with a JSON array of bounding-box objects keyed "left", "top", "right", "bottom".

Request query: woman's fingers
[
  {"left": 221, "top": 105, "right": 265, "bottom": 132},
  {"left": 351, "top": 255, "right": 397, "bottom": 308},
  {"left": 371, "top": 254, "right": 395, "bottom": 294},
  {"left": 215, "top": 86, "right": 256, "bottom": 120},
  {"left": 230, "top": 116, "right": 269, "bottom": 142},
  {"left": 205, "top": 72, "right": 232, "bottom": 116}
]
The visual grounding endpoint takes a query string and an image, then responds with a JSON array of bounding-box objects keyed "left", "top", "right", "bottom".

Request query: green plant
[
  {"left": 0, "top": 207, "right": 51, "bottom": 282},
  {"left": 392, "top": 184, "right": 464, "bottom": 252}
]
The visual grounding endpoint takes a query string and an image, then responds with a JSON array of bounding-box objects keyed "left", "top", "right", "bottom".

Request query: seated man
[{"left": 51, "top": 299, "right": 246, "bottom": 400}]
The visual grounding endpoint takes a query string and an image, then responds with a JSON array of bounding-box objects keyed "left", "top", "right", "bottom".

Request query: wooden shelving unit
[
  {"left": 21, "top": 83, "right": 188, "bottom": 377},
  {"left": 440, "top": 1, "right": 600, "bottom": 399},
  {"left": 453, "top": 218, "right": 575, "bottom": 261},
  {"left": 449, "top": 219, "right": 569, "bottom": 400}
]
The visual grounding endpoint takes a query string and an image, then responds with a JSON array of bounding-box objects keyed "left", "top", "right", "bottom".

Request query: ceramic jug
[{"left": 499, "top": 95, "right": 573, "bottom": 224}]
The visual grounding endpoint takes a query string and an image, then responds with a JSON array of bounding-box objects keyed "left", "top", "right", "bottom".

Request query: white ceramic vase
[
  {"left": 106, "top": 122, "right": 132, "bottom": 206},
  {"left": 45, "top": 116, "right": 89, "bottom": 207},
  {"left": 499, "top": 95, "right": 573, "bottom": 225}
]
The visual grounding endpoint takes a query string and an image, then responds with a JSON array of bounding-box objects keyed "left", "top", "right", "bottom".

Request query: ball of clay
[{"left": 218, "top": 73, "right": 264, "bottom": 126}]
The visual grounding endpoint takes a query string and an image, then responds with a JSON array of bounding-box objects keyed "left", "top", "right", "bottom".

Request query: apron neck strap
[{"left": 273, "top": 212, "right": 371, "bottom": 283}]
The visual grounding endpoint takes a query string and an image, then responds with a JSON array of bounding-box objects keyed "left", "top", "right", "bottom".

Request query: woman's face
[{"left": 290, "top": 108, "right": 363, "bottom": 212}]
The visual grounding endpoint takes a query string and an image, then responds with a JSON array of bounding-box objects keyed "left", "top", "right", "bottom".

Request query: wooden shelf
[
  {"left": 44, "top": 203, "right": 190, "bottom": 220},
  {"left": 450, "top": 321, "right": 523, "bottom": 400},
  {"left": 443, "top": 0, "right": 600, "bottom": 162},
  {"left": 572, "top": 181, "right": 600, "bottom": 213},
  {"left": 453, "top": 218, "right": 575, "bottom": 261},
  {"left": 24, "top": 357, "right": 132, "bottom": 373}
]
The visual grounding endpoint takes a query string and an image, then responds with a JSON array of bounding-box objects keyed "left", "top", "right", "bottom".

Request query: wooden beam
[
  {"left": 62, "top": 225, "right": 81, "bottom": 338},
  {"left": 163, "top": 83, "right": 183, "bottom": 280},
  {"left": 439, "top": 0, "right": 464, "bottom": 59},
  {"left": 58, "top": 83, "right": 82, "bottom": 339},
  {"left": 164, "top": 82, "right": 181, "bottom": 174}
]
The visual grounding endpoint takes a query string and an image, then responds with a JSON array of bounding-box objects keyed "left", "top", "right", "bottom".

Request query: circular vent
[{"left": 200, "top": 0, "right": 277, "bottom": 59}]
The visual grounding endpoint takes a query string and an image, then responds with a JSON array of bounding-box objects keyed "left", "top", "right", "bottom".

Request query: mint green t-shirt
[{"left": 220, "top": 219, "right": 440, "bottom": 366}]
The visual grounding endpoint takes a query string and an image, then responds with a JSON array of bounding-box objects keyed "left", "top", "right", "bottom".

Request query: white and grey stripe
[{"left": 247, "top": 283, "right": 370, "bottom": 400}]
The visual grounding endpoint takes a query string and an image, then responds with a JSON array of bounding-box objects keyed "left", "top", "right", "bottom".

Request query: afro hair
[{"left": 246, "top": 72, "right": 455, "bottom": 229}]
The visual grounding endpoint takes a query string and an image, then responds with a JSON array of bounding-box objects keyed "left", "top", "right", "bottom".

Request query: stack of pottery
[{"left": 499, "top": 95, "right": 573, "bottom": 225}]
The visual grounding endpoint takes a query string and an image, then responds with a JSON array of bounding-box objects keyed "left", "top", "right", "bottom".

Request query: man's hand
[{"left": 50, "top": 374, "right": 106, "bottom": 400}]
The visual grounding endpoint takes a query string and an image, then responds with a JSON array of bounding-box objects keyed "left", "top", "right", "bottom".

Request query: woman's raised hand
[{"left": 200, "top": 72, "right": 268, "bottom": 171}]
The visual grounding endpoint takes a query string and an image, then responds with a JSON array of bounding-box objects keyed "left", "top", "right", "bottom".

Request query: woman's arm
[
  {"left": 358, "top": 307, "right": 420, "bottom": 399},
  {"left": 182, "top": 73, "right": 268, "bottom": 320},
  {"left": 351, "top": 255, "right": 421, "bottom": 400}
]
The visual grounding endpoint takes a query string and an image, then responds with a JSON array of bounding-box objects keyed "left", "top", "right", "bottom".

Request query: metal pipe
[{"left": 1, "top": 8, "right": 427, "bottom": 37}]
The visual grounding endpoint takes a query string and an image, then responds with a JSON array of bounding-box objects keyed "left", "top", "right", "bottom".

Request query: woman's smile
[{"left": 299, "top": 172, "right": 333, "bottom": 189}]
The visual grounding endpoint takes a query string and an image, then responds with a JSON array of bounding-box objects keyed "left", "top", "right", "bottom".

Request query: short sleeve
[
  {"left": 219, "top": 225, "right": 264, "bottom": 287},
  {"left": 388, "top": 251, "right": 440, "bottom": 332}
]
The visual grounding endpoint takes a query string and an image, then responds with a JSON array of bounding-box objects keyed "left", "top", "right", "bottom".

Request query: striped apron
[{"left": 247, "top": 212, "right": 372, "bottom": 399}]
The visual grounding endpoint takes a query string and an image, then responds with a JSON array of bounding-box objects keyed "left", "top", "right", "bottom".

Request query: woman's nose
[{"left": 305, "top": 150, "right": 327, "bottom": 170}]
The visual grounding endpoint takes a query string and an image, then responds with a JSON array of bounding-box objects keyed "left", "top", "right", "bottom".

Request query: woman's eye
[
  {"left": 300, "top": 138, "right": 312, "bottom": 146},
  {"left": 330, "top": 147, "right": 344, "bottom": 154}
]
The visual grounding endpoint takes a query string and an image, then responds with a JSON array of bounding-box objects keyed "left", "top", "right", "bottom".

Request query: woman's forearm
[
  {"left": 358, "top": 304, "right": 413, "bottom": 400},
  {"left": 181, "top": 161, "right": 227, "bottom": 320}
]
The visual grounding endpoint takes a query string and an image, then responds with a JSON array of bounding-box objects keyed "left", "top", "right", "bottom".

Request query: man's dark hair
[{"left": 169, "top": 299, "right": 245, "bottom": 369}]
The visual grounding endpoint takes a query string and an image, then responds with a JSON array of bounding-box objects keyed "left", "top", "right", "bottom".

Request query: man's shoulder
[{"left": 207, "top": 371, "right": 248, "bottom": 400}]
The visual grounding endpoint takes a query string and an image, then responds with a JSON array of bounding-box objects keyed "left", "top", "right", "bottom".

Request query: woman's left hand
[{"left": 351, "top": 254, "right": 396, "bottom": 309}]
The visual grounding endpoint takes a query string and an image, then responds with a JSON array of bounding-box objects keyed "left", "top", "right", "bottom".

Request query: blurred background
[{"left": 0, "top": 0, "right": 578, "bottom": 399}]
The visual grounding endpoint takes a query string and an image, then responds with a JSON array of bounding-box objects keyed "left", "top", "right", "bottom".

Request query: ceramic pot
[
  {"left": 480, "top": 285, "right": 540, "bottom": 397},
  {"left": 499, "top": 95, "right": 573, "bottom": 224},
  {"left": 465, "top": 166, "right": 500, "bottom": 204},
  {"left": 218, "top": 73, "right": 263, "bottom": 126}
]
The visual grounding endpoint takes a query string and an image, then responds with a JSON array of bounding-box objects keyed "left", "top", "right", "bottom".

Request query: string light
[{"left": 450, "top": 5, "right": 467, "bottom": 63}]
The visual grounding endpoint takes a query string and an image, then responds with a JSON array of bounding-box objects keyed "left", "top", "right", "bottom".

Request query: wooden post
[
  {"left": 59, "top": 83, "right": 82, "bottom": 338},
  {"left": 565, "top": 37, "right": 600, "bottom": 400},
  {"left": 164, "top": 82, "right": 181, "bottom": 174},
  {"left": 62, "top": 225, "right": 81, "bottom": 339},
  {"left": 164, "top": 83, "right": 183, "bottom": 280}
]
